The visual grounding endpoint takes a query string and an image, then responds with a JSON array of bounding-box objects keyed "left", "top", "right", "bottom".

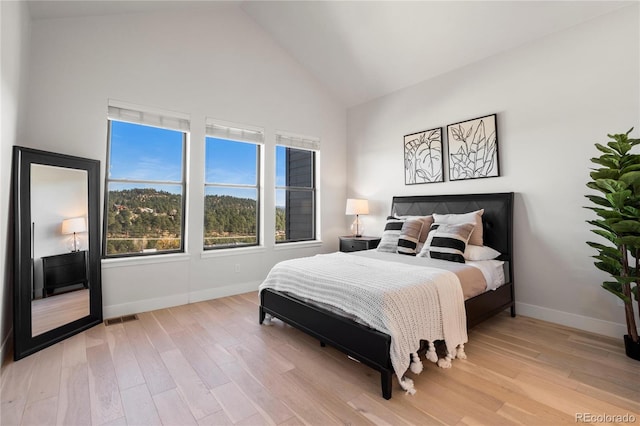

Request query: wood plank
[
  {"left": 169, "top": 329, "right": 230, "bottom": 389},
  {"left": 0, "top": 351, "right": 38, "bottom": 426},
  {"left": 57, "top": 363, "right": 91, "bottom": 426},
  {"left": 106, "top": 323, "right": 146, "bottom": 390},
  {"left": 21, "top": 396, "right": 58, "bottom": 426},
  {"left": 26, "top": 342, "right": 63, "bottom": 405},
  {"left": 210, "top": 381, "right": 259, "bottom": 423},
  {"left": 86, "top": 342, "right": 125, "bottom": 425},
  {"left": 216, "top": 360, "right": 296, "bottom": 425},
  {"left": 137, "top": 311, "right": 176, "bottom": 353},
  {"left": 123, "top": 319, "right": 176, "bottom": 395},
  {"left": 153, "top": 388, "right": 197, "bottom": 426},
  {"left": 120, "top": 383, "right": 162, "bottom": 425},
  {"left": 159, "top": 348, "right": 222, "bottom": 419}
]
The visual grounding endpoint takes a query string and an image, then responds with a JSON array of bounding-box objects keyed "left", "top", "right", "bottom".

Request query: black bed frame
[{"left": 259, "top": 192, "right": 515, "bottom": 399}]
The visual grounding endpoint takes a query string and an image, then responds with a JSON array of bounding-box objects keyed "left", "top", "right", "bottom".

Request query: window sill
[
  {"left": 101, "top": 253, "right": 191, "bottom": 269},
  {"left": 201, "top": 245, "right": 266, "bottom": 259},
  {"left": 273, "top": 240, "right": 323, "bottom": 251}
]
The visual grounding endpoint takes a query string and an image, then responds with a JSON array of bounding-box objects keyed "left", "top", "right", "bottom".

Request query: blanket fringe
[
  {"left": 456, "top": 343, "right": 467, "bottom": 359},
  {"left": 425, "top": 341, "right": 438, "bottom": 363},
  {"left": 437, "top": 352, "right": 454, "bottom": 369},
  {"left": 409, "top": 352, "right": 423, "bottom": 374},
  {"left": 398, "top": 376, "right": 416, "bottom": 395}
]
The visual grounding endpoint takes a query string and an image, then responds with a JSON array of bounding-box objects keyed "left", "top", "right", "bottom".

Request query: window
[
  {"left": 204, "top": 120, "right": 263, "bottom": 249},
  {"left": 104, "top": 103, "right": 188, "bottom": 257},
  {"left": 275, "top": 133, "right": 319, "bottom": 243}
]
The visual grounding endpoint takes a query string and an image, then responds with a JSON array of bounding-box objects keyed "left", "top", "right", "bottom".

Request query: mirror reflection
[{"left": 30, "top": 164, "right": 90, "bottom": 336}]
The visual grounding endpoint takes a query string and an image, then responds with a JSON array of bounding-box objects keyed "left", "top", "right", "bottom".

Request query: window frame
[
  {"left": 275, "top": 141, "right": 319, "bottom": 244},
  {"left": 103, "top": 116, "right": 188, "bottom": 259},
  {"left": 203, "top": 136, "right": 262, "bottom": 251}
]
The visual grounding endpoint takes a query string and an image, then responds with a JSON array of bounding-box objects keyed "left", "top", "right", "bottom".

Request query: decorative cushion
[
  {"left": 464, "top": 245, "right": 501, "bottom": 261},
  {"left": 376, "top": 216, "right": 405, "bottom": 253},
  {"left": 396, "top": 218, "right": 424, "bottom": 256},
  {"left": 432, "top": 209, "right": 484, "bottom": 246},
  {"left": 418, "top": 222, "right": 476, "bottom": 263},
  {"left": 397, "top": 215, "right": 433, "bottom": 243}
]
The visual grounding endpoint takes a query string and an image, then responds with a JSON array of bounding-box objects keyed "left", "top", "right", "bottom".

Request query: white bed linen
[
  {"left": 351, "top": 250, "right": 506, "bottom": 292},
  {"left": 259, "top": 252, "right": 467, "bottom": 386}
]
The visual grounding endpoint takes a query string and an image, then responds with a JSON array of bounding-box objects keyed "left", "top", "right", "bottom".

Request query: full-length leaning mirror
[{"left": 13, "top": 146, "right": 102, "bottom": 360}]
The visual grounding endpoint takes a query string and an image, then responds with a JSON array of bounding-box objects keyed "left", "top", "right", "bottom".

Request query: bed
[{"left": 259, "top": 192, "right": 514, "bottom": 399}]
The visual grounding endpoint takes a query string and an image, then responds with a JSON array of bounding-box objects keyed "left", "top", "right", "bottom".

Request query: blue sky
[{"left": 110, "top": 121, "right": 287, "bottom": 205}]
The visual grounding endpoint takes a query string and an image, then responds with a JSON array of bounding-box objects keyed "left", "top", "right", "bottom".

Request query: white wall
[
  {"left": 22, "top": 5, "right": 347, "bottom": 317},
  {"left": 1, "top": 0, "right": 31, "bottom": 362},
  {"left": 347, "top": 6, "right": 640, "bottom": 338}
]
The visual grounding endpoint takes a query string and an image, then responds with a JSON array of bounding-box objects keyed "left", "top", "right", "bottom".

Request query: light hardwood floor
[
  {"left": 1, "top": 291, "right": 639, "bottom": 425},
  {"left": 31, "top": 289, "right": 90, "bottom": 337}
]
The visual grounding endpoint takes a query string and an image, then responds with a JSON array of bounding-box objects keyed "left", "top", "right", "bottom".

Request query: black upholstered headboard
[{"left": 391, "top": 192, "right": 514, "bottom": 264}]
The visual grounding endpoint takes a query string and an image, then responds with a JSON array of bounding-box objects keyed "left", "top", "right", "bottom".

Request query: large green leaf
[
  {"left": 602, "top": 281, "right": 630, "bottom": 302},
  {"left": 623, "top": 205, "right": 640, "bottom": 218},
  {"left": 584, "top": 207, "right": 621, "bottom": 220},
  {"left": 595, "top": 143, "right": 615, "bottom": 154},
  {"left": 611, "top": 220, "right": 640, "bottom": 234},
  {"left": 632, "top": 285, "right": 639, "bottom": 301},
  {"left": 591, "top": 229, "right": 618, "bottom": 244},
  {"left": 618, "top": 235, "right": 640, "bottom": 248},
  {"left": 595, "top": 261, "right": 620, "bottom": 276},
  {"left": 585, "top": 195, "right": 611, "bottom": 207},
  {"left": 591, "top": 156, "right": 619, "bottom": 168},
  {"left": 596, "top": 179, "right": 628, "bottom": 193},
  {"left": 606, "top": 190, "right": 632, "bottom": 210},
  {"left": 586, "top": 241, "right": 621, "bottom": 259},
  {"left": 620, "top": 164, "right": 640, "bottom": 174},
  {"left": 586, "top": 182, "right": 608, "bottom": 195},
  {"left": 613, "top": 275, "right": 639, "bottom": 285},
  {"left": 592, "top": 254, "right": 622, "bottom": 271},
  {"left": 587, "top": 219, "right": 614, "bottom": 232},
  {"left": 590, "top": 169, "right": 620, "bottom": 180}
]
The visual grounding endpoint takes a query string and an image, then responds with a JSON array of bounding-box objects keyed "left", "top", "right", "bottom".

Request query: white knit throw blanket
[{"left": 259, "top": 252, "right": 468, "bottom": 392}]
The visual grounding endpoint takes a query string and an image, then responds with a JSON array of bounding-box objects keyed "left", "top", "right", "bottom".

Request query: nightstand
[
  {"left": 41, "top": 250, "right": 88, "bottom": 298},
  {"left": 339, "top": 236, "right": 381, "bottom": 252}
]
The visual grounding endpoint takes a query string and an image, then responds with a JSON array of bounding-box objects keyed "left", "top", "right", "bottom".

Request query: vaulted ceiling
[{"left": 27, "top": 0, "right": 633, "bottom": 107}]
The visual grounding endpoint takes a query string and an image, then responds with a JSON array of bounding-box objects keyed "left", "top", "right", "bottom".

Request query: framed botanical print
[
  {"left": 404, "top": 127, "right": 444, "bottom": 184},
  {"left": 446, "top": 114, "right": 499, "bottom": 181}
]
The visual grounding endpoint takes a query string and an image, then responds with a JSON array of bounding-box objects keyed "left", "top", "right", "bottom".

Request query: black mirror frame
[{"left": 13, "top": 146, "right": 102, "bottom": 360}]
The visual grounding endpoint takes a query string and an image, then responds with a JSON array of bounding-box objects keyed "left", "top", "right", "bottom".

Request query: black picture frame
[
  {"left": 446, "top": 114, "right": 500, "bottom": 181},
  {"left": 404, "top": 127, "right": 444, "bottom": 185}
]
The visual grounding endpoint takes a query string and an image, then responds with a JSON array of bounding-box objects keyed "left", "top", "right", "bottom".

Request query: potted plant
[{"left": 586, "top": 128, "right": 640, "bottom": 361}]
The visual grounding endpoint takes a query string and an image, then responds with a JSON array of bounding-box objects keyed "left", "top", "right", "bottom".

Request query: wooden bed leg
[
  {"left": 259, "top": 307, "right": 265, "bottom": 324},
  {"left": 510, "top": 305, "right": 516, "bottom": 317},
  {"left": 381, "top": 371, "right": 392, "bottom": 400}
]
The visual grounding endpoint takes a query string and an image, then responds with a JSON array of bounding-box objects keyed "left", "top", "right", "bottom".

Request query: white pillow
[
  {"left": 433, "top": 209, "right": 484, "bottom": 246},
  {"left": 464, "top": 245, "right": 500, "bottom": 261}
]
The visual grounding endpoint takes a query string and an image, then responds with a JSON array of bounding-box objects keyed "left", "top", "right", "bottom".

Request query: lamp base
[{"left": 350, "top": 216, "right": 364, "bottom": 238}]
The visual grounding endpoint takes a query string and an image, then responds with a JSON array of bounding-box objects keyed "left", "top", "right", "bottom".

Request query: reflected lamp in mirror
[
  {"left": 345, "top": 198, "right": 369, "bottom": 237},
  {"left": 62, "top": 217, "right": 86, "bottom": 252}
]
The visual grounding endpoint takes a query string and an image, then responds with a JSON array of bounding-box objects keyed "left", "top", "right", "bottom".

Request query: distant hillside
[{"left": 106, "top": 188, "right": 286, "bottom": 253}]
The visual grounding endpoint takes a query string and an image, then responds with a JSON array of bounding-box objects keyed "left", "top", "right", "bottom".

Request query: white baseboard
[
  {"left": 104, "top": 293, "right": 189, "bottom": 319},
  {"left": 516, "top": 302, "right": 627, "bottom": 339},
  {"left": 102, "top": 281, "right": 262, "bottom": 319},
  {"left": 188, "top": 280, "right": 261, "bottom": 304}
]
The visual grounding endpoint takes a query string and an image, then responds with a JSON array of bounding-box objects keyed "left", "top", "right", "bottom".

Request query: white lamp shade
[
  {"left": 345, "top": 198, "right": 369, "bottom": 215},
  {"left": 62, "top": 217, "right": 86, "bottom": 234}
]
